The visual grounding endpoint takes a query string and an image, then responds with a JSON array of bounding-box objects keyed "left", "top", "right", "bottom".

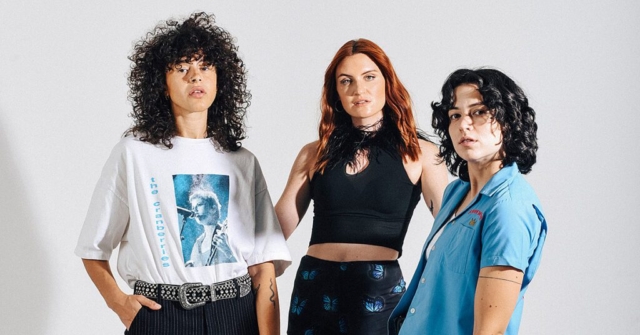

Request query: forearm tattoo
[
  {"left": 478, "top": 275, "right": 521, "bottom": 285},
  {"left": 429, "top": 200, "right": 434, "bottom": 214},
  {"left": 269, "top": 278, "right": 276, "bottom": 309}
]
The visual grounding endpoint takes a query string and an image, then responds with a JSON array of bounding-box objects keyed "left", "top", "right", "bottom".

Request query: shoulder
[
  {"left": 443, "top": 178, "right": 465, "bottom": 197},
  {"left": 484, "top": 178, "right": 545, "bottom": 231},
  {"left": 115, "top": 135, "right": 139, "bottom": 150},
  {"left": 417, "top": 138, "right": 440, "bottom": 164},
  {"left": 286, "top": 141, "right": 319, "bottom": 180},
  {"left": 293, "top": 141, "right": 319, "bottom": 167},
  {"left": 113, "top": 135, "right": 161, "bottom": 154},
  {"left": 417, "top": 138, "right": 439, "bottom": 154},
  {"left": 234, "top": 146, "right": 257, "bottom": 160},
  {"left": 508, "top": 174, "right": 542, "bottom": 204},
  {"left": 300, "top": 141, "right": 319, "bottom": 157},
  {"left": 103, "top": 136, "right": 142, "bottom": 163},
  {"left": 507, "top": 174, "right": 546, "bottom": 223},
  {"left": 491, "top": 172, "right": 542, "bottom": 210},
  {"left": 210, "top": 146, "right": 259, "bottom": 166},
  {"left": 226, "top": 147, "right": 263, "bottom": 176}
]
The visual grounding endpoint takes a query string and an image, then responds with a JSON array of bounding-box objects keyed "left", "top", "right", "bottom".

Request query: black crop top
[{"left": 309, "top": 147, "right": 421, "bottom": 255}]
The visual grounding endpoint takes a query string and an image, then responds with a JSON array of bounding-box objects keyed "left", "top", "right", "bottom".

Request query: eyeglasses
[{"left": 448, "top": 108, "right": 494, "bottom": 126}]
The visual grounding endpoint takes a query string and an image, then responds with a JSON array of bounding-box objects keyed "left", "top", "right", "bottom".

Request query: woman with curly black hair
[
  {"left": 390, "top": 69, "right": 548, "bottom": 335},
  {"left": 76, "top": 12, "right": 291, "bottom": 335},
  {"left": 126, "top": 12, "right": 249, "bottom": 151}
]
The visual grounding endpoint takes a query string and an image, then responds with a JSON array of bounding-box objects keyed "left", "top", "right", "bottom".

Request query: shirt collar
[
  {"left": 479, "top": 162, "right": 519, "bottom": 197},
  {"left": 424, "top": 163, "right": 520, "bottom": 250}
]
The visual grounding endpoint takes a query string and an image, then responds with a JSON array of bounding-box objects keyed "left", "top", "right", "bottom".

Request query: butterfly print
[
  {"left": 291, "top": 295, "right": 308, "bottom": 315},
  {"left": 323, "top": 294, "right": 338, "bottom": 312},
  {"left": 363, "top": 295, "right": 384, "bottom": 313}
]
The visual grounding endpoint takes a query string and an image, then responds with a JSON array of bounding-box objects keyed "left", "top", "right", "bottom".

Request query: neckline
[
  {"left": 344, "top": 162, "right": 371, "bottom": 177},
  {"left": 173, "top": 136, "right": 212, "bottom": 144}
]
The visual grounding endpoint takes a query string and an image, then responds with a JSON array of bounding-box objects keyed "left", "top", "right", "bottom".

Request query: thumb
[{"left": 136, "top": 295, "right": 162, "bottom": 310}]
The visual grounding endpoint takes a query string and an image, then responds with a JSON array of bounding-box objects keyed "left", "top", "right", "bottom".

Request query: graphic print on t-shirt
[{"left": 173, "top": 174, "right": 237, "bottom": 267}]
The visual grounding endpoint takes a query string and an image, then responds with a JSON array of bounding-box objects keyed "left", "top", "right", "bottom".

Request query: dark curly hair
[
  {"left": 124, "top": 12, "right": 250, "bottom": 151},
  {"left": 431, "top": 68, "right": 537, "bottom": 181}
]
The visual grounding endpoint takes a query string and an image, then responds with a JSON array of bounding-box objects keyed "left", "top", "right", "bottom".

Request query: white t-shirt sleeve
[
  {"left": 245, "top": 159, "right": 291, "bottom": 276},
  {"left": 75, "top": 144, "right": 130, "bottom": 260}
]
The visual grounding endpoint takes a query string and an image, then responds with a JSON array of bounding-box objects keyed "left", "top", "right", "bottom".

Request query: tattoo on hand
[
  {"left": 478, "top": 275, "right": 521, "bottom": 285},
  {"left": 253, "top": 284, "right": 260, "bottom": 295},
  {"left": 269, "top": 278, "right": 276, "bottom": 309},
  {"left": 429, "top": 200, "right": 434, "bottom": 214}
]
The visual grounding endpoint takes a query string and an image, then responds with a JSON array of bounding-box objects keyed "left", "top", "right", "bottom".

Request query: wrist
[{"left": 104, "top": 289, "right": 127, "bottom": 310}]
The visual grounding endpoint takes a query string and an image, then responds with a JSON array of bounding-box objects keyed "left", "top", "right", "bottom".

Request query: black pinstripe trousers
[{"left": 125, "top": 291, "right": 259, "bottom": 335}]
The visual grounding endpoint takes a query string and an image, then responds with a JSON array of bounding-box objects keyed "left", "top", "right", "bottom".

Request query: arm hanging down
[
  {"left": 275, "top": 142, "right": 317, "bottom": 239},
  {"left": 473, "top": 266, "right": 523, "bottom": 335},
  {"left": 82, "top": 259, "right": 161, "bottom": 330},
  {"left": 249, "top": 261, "right": 280, "bottom": 335}
]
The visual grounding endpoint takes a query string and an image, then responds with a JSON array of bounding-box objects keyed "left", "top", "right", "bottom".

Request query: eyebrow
[
  {"left": 337, "top": 69, "right": 379, "bottom": 78},
  {"left": 449, "top": 101, "right": 485, "bottom": 110},
  {"left": 175, "top": 57, "right": 210, "bottom": 64}
]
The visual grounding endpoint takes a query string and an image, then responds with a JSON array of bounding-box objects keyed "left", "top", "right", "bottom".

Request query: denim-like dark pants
[{"left": 125, "top": 290, "right": 258, "bottom": 335}]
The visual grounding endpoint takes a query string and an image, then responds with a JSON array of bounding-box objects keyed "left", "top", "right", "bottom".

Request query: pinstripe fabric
[{"left": 126, "top": 291, "right": 258, "bottom": 335}]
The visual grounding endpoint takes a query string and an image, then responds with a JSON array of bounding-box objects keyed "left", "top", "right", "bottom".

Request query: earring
[{"left": 334, "top": 100, "right": 344, "bottom": 113}]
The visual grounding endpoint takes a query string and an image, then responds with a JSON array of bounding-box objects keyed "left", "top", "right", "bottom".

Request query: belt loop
[
  {"left": 232, "top": 277, "right": 244, "bottom": 300},
  {"left": 210, "top": 282, "right": 218, "bottom": 302},
  {"left": 234, "top": 276, "right": 240, "bottom": 300},
  {"left": 154, "top": 282, "right": 160, "bottom": 301}
]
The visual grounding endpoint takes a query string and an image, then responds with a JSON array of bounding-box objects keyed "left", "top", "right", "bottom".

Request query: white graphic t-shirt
[{"left": 75, "top": 136, "right": 291, "bottom": 287}]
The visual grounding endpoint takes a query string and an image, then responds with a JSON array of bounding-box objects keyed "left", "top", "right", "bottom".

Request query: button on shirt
[{"left": 389, "top": 163, "right": 547, "bottom": 335}]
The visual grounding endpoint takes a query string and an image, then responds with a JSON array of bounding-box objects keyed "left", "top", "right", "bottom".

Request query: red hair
[{"left": 314, "top": 38, "right": 420, "bottom": 173}]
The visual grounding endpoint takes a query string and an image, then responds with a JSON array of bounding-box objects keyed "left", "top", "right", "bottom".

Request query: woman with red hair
[{"left": 276, "top": 39, "right": 448, "bottom": 334}]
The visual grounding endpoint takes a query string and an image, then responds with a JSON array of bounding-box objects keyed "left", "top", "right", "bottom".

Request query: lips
[
  {"left": 459, "top": 136, "right": 475, "bottom": 145},
  {"left": 189, "top": 87, "right": 206, "bottom": 96},
  {"left": 352, "top": 99, "right": 370, "bottom": 106}
]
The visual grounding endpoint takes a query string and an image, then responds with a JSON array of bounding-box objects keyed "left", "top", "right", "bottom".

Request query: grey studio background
[{"left": 1, "top": 1, "right": 638, "bottom": 334}]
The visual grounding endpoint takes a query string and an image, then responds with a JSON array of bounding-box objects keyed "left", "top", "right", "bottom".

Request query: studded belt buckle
[{"left": 178, "top": 282, "right": 206, "bottom": 310}]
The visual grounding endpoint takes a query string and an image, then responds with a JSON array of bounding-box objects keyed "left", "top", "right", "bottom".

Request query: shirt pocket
[{"left": 441, "top": 221, "right": 475, "bottom": 274}]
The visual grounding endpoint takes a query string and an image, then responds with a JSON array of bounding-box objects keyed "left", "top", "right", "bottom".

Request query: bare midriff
[{"left": 307, "top": 243, "right": 399, "bottom": 262}]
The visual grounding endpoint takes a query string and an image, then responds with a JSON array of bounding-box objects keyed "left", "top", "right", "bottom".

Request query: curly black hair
[
  {"left": 124, "top": 12, "right": 250, "bottom": 151},
  {"left": 431, "top": 68, "right": 537, "bottom": 181}
]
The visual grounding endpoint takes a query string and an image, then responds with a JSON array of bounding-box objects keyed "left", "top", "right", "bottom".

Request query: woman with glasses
[{"left": 390, "top": 68, "right": 547, "bottom": 335}]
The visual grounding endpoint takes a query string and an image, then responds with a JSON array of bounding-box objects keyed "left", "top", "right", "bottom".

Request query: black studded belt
[{"left": 133, "top": 273, "right": 252, "bottom": 310}]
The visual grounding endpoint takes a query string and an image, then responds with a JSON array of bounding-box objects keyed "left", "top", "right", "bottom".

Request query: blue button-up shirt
[{"left": 390, "top": 163, "right": 547, "bottom": 334}]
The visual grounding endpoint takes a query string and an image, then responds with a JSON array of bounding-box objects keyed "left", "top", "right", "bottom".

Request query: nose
[
  {"left": 190, "top": 68, "right": 202, "bottom": 83},
  {"left": 352, "top": 79, "right": 366, "bottom": 95},
  {"left": 459, "top": 113, "right": 473, "bottom": 131}
]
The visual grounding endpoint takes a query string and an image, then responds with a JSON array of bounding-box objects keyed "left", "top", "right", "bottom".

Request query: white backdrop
[{"left": 1, "top": 1, "right": 638, "bottom": 334}]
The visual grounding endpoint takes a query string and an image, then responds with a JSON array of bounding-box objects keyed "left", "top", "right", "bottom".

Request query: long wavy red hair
[{"left": 314, "top": 38, "right": 420, "bottom": 173}]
